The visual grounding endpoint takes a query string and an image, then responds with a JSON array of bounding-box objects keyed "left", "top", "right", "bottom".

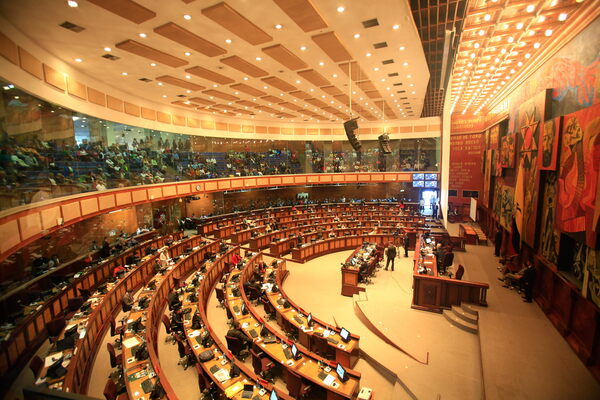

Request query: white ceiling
[{"left": 0, "top": 0, "right": 430, "bottom": 124}]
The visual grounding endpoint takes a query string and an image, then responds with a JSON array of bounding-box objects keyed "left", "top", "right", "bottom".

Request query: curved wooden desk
[
  {"left": 412, "top": 236, "right": 489, "bottom": 312},
  {"left": 227, "top": 254, "right": 361, "bottom": 399},
  {"left": 123, "top": 237, "right": 218, "bottom": 400},
  {"left": 265, "top": 261, "right": 361, "bottom": 369},
  {"left": 291, "top": 235, "right": 395, "bottom": 263}
]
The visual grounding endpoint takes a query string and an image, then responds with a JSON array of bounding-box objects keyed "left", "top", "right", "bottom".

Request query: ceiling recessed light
[
  {"left": 67, "top": 1, "right": 78, "bottom": 7},
  {"left": 332, "top": 74, "right": 338, "bottom": 78},
  {"left": 538, "top": 15, "right": 546, "bottom": 23},
  {"left": 545, "top": 29, "right": 553, "bottom": 37},
  {"left": 354, "top": 33, "right": 360, "bottom": 39},
  {"left": 263, "top": 86, "right": 268, "bottom": 89},
  {"left": 558, "top": 13, "right": 568, "bottom": 21},
  {"left": 403, "top": 62, "right": 409, "bottom": 66},
  {"left": 255, "top": 57, "right": 262, "bottom": 61},
  {"left": 407, "top": 74, "right": 412, "bottom": 78},
  {"left": 243, "top": 76, "right": 248, "bottom": 80},
  {"left": 185, "top": 75, "right": 191, "bottom": 79},
  {"left": 139, "top": 33, "right": 147, "bottom": 38},
  {"left": 295, "top": 80, "right": 301, "bottom": 84},
  {"left": 366, "top": 52, "right": 371, "bottom": 57},
  {"left": 74, "top": 58, "right": 82, "bottom": 62},
  {"left": 508, "top": 36, "right": 514, "bottom": 43},
  {"left": 185, "top": 52, "right": 191, "bottom": 56},
  {"left": 373, "top": 67, "right": 379, "bottom": 71},
  {"left": 399, "top": 46, "right": 405, "bottom": 51},
  {"left": 300, "top": 46, "right": 307, "bottom": 51},
  {"left": 392, "top": 24, "right": 400, "bottom": 30},
  {"left": 526, "top": 5, "right": 535, "bottom": 12},
  {"left": 225, "top": 39, "right": 232, "bottom": 44},
  {"left": 474, "top": 43, "right": 480, "bottom": 48},
  {"left": 122, "top": 72, "right": 128, "bottom": 76},
  {"left": 104, "top": 47, "right": 112, "bottom": 52},
  {"left": 525, "top": 53, "right": 531, "bottom": 58},
  {"left": 478, "top": 29, "right": 485, "bottom": 36},
  {"left": 183, "top": 14, "right": 192, "bottom": 20},
  {"left": 213, "top": 84, "right": 218, "bottom": 87},
  {"left": 534, "top": 42, "right": 541, "bottom": 48},
  {"left": 158, "top": 82, "right": 163, "bottom": 86},
  {"left": 150, "top": 63, "right": 156, "bottom": 67},
  {"left": 275, "top": 24, "right": 283, "bottom": 29},
  {"left": 484, "top": 14, "right": 491, "bottom": 21},
  {"left": 337, "top": 6, "right": 345, "bottom": 13},
  {"left": 186, "top": 90, "right": 191, "bottom": 93},
  {"left": 319, "top": 61, "right": 324, "bottom": 66}
]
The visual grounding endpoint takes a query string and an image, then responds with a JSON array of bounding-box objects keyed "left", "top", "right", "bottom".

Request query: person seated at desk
[
  {"left": 168, "top": 291, "right": 182, "bottom": 310},
  {"left": 227, "top": 322, "right": 252, "bottom": 349},
  {"left": 243, "top": 279, "right": 261, "bottom": 294},
  {"left": 159, "top": 249, "right": 169, "bottom": 267},
  {"left": 122, "top": 290, "right": 134, "bottom": 312},
  {"left": 231, "top": 252, "right": 242, "bottom": 266},
  {"left": 113, "top": 264, "right": 127, "bottom": 278},
  {"left": 100, "top": 237, "right": 111, "bottom": 258},
  {"left": 257, "top": 261, "right": 267, "bottom": 275},
  {"left": 297, "top": 236, "right": 303, "bottom": 248},
  {"left": 329, "top": 232, "right": 336, "bottom": 238},
  {"left": 170, "top": 309, "right": 184, "bottom": 333}
]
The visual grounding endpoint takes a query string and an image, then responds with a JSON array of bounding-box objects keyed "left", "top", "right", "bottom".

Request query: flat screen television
[
  {"left": 340, "top": 327, "right": 350, "bottom": 342},
  {"left": 336, "top": 363, "right": 349, "bottom": 382}
]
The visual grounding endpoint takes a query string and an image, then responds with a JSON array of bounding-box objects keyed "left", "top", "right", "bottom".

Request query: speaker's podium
[{"left": 341, "top": 265, "right": 365, "bottom": 297}]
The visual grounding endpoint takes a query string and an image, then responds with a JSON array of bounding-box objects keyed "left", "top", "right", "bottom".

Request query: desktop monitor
[
  {"left": 291, "top": 343, "right": 300, "bottom": 360},
  {"left": 307, "top": 313, "right": 313, "bottom": 327},
  {"left": 340, "top": 327, "right": 350, "bottom": 342},
  {"left": 241, "top": 303, "right": 248, "bottom": 315},
  {"left": 270, "top": 390, "right": 279, "bottom": 400},
  {"left": 336, "top": 363, "right": 349, "bottom": 382}
]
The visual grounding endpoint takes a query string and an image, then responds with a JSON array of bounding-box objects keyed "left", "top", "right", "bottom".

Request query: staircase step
[
  {"left": 461, "top": 303, "right": 479, "bottom": 316},
  {"left": 443, "top": 309, "right": 478, "bottom": 334},
  {"left": 452, "top": 305, "right": 478, "bottom": 324}
]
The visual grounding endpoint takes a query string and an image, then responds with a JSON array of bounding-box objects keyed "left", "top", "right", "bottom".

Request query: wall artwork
[
  {"left": 489, "top": 124, "right": 500, "bottom": 150},
  {"left": 539, "top": 172, "right": 560, "bottom": 264},
  {"left": 587, "top": 247, "right": 600, "bottom": 308},
  {"left": 493, "top": 178, "right": 514, "bottom": 230},
  {"left": 500, "top": 133, "right": 516, "bottom": 168},
  {"left": 556, "top": 102, "right": 600, "bottom": 249},
  {"left": 481, "top": 149, "right": 493, "bottom": 208},
  {"left": 492, "top": 149, "right": 503, "bottom": 177},
  {"left": 538, "top": 117, "right": 562, "bottom": 170},
  {"left": 513, "top": 90, "right": 551, "bottom": 247}
]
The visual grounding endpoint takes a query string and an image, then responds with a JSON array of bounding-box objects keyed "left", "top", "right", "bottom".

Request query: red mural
[
  {"left": 556, "top": 103, "right": 600, "bottom": 249},
  {"left": 449, "top": 133, "right": 485, "bottom": 204},
  {"left": 551, "top": 56, "right": 600, "bottom": 109}
]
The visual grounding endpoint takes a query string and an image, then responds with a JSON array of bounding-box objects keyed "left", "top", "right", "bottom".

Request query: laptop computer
[{"left": 241, "top": 384, "right": 254, "bottom": 398}]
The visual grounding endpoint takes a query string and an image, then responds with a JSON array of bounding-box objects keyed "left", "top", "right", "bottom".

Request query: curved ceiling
[{"left": 0, "top": 0, "right": 430, "bottom": 124}]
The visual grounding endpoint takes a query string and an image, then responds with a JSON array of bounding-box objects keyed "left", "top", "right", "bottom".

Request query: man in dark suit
[
  {"left": 403, "top": 234, "right": 410, "bottom": 257},
  {"left": 385, "top": 243, "right": 397, "bottom": 271}
]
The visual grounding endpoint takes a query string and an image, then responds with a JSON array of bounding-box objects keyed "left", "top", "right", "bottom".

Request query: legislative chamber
[{"left": 0, "top": 1, "right": 599, "bottom": 400}]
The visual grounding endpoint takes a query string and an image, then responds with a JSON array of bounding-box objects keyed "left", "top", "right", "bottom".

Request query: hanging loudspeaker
[
  {"left": 378, "top": 133, "right": 392, "bottom": 154},
  {"left": 344, "top": 118, "right": 361, "bottom": 151}
]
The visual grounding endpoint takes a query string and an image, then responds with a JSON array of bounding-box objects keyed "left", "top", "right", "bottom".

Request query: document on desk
[
  {"left": 213, "top": 368, "right": 230, "bottom": 383},
  {"left": 323, "top": 374, "right": 336, "bottom": 386},
  {"left": 44, "top": 352, "right": 63, "bottom": 367},
  {"left": 122, "top": 337, "right": 141, "bottom": 349}
]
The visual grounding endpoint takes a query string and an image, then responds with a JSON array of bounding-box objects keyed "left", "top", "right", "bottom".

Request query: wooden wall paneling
[
  {"left": 0, "top": 31, "right": 19, "bottom": 64},
  {"left": 66, "top": 77, "right": 87, "bottom": 99},
  {"left": 87, "top": 87, "right": 106, "bottom": 106},
  {"left": 124, "top": 102, "right": 141, "bottom": 117},
  {"left": 18, "top": 47, "right": 43, "bottom": 79},
  {"left": 106, "top": 95, "right": 124, "bottom": 112},
  {"left": 156, "top": 111, "right": 171, "bottom": 124},
  {"left": 141, "top": 107, "right": 156, "bottom": 120},
  {"left": 550, "top": 280, "right": 574, "bottom": 335},
  {"left": 173, "top": 114, "right": 186, "bottom": 126},
  {"left": 42, "top": 64, "right": 66, "bottom": 91}
]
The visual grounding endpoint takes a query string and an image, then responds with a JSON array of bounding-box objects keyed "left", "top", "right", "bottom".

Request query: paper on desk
[
  {"left": 188, "top": 330, "right": 200, "bottom": 338},
  {"left": 122, "top": 337, "right": 141, "bottom": 349},
  {"left": 213, "top": 369, "right": 230, "bottom": 383},
  {"left": 79, "top": 328, "right": 86, "bottom": 339},
  {"left": 323, "top": 374, "right": 335, "bottom": 386},
  {"left": 44, "top": 352, "right": 63, "bottom": 367}
]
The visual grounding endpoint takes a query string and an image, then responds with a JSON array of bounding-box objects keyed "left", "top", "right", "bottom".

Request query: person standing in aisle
[
  {"left": 385, "top": 243, "right": 397, "bottom": 271},
  {"left": 403, "top": 234, "right": 410, "bottom": 257},
  {"left": 494, "top": 225, "right": 502, "bottom": 257},
  {"left": 419, "top": 199, "right": 425, "bottom": 214}
]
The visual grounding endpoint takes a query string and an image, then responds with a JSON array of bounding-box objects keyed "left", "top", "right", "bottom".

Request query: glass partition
[{"left": 0, "top": 81, "right": 439, "bottom": 211}]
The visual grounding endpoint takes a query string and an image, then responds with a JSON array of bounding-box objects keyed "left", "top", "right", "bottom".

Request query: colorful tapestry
[
  {"left": 493, "top": 177, "right": 502, "bottom": 218},
  {"left": 538, "top": 117, "right": 562, "bottom": 170},
  {"left": 556, "top": 103, "right": 600, "bottom": 248},
  {"left": 513, "top": 90, "right": 550, "bottom": 247},
  {"left": 489, "top": 124, "right": 499, "bottom": 150},
  {"left": 492, "top": 149, "right": 502, "bottom": 177},
  {"left": 587, "top": 247, "right": 600, "bottom": 308},
  {"left": 499, "top": 184, "right": 515, "bottom": 231},
  {"left": 481, "top": 149, "right": 493, "bottom": 208},
  {"left": 500, "top": 133, "right": 516, "bottom": 168},
  {"left": 539, "top": 172, "right": 560, "bottom": 264}
]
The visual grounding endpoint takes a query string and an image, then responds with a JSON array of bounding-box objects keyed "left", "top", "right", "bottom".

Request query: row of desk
[
  {"left": 30, "top": 234, "right": 201, "bottom": 395},
  {"left": 225, "top": 253, "right": 361, "bottom": 399},
  {"left": 341, "top": 244, "right": 382, "bottom": 297},
  {"left": 0, "top": 230, "right": 167, "bottom": 385}
]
